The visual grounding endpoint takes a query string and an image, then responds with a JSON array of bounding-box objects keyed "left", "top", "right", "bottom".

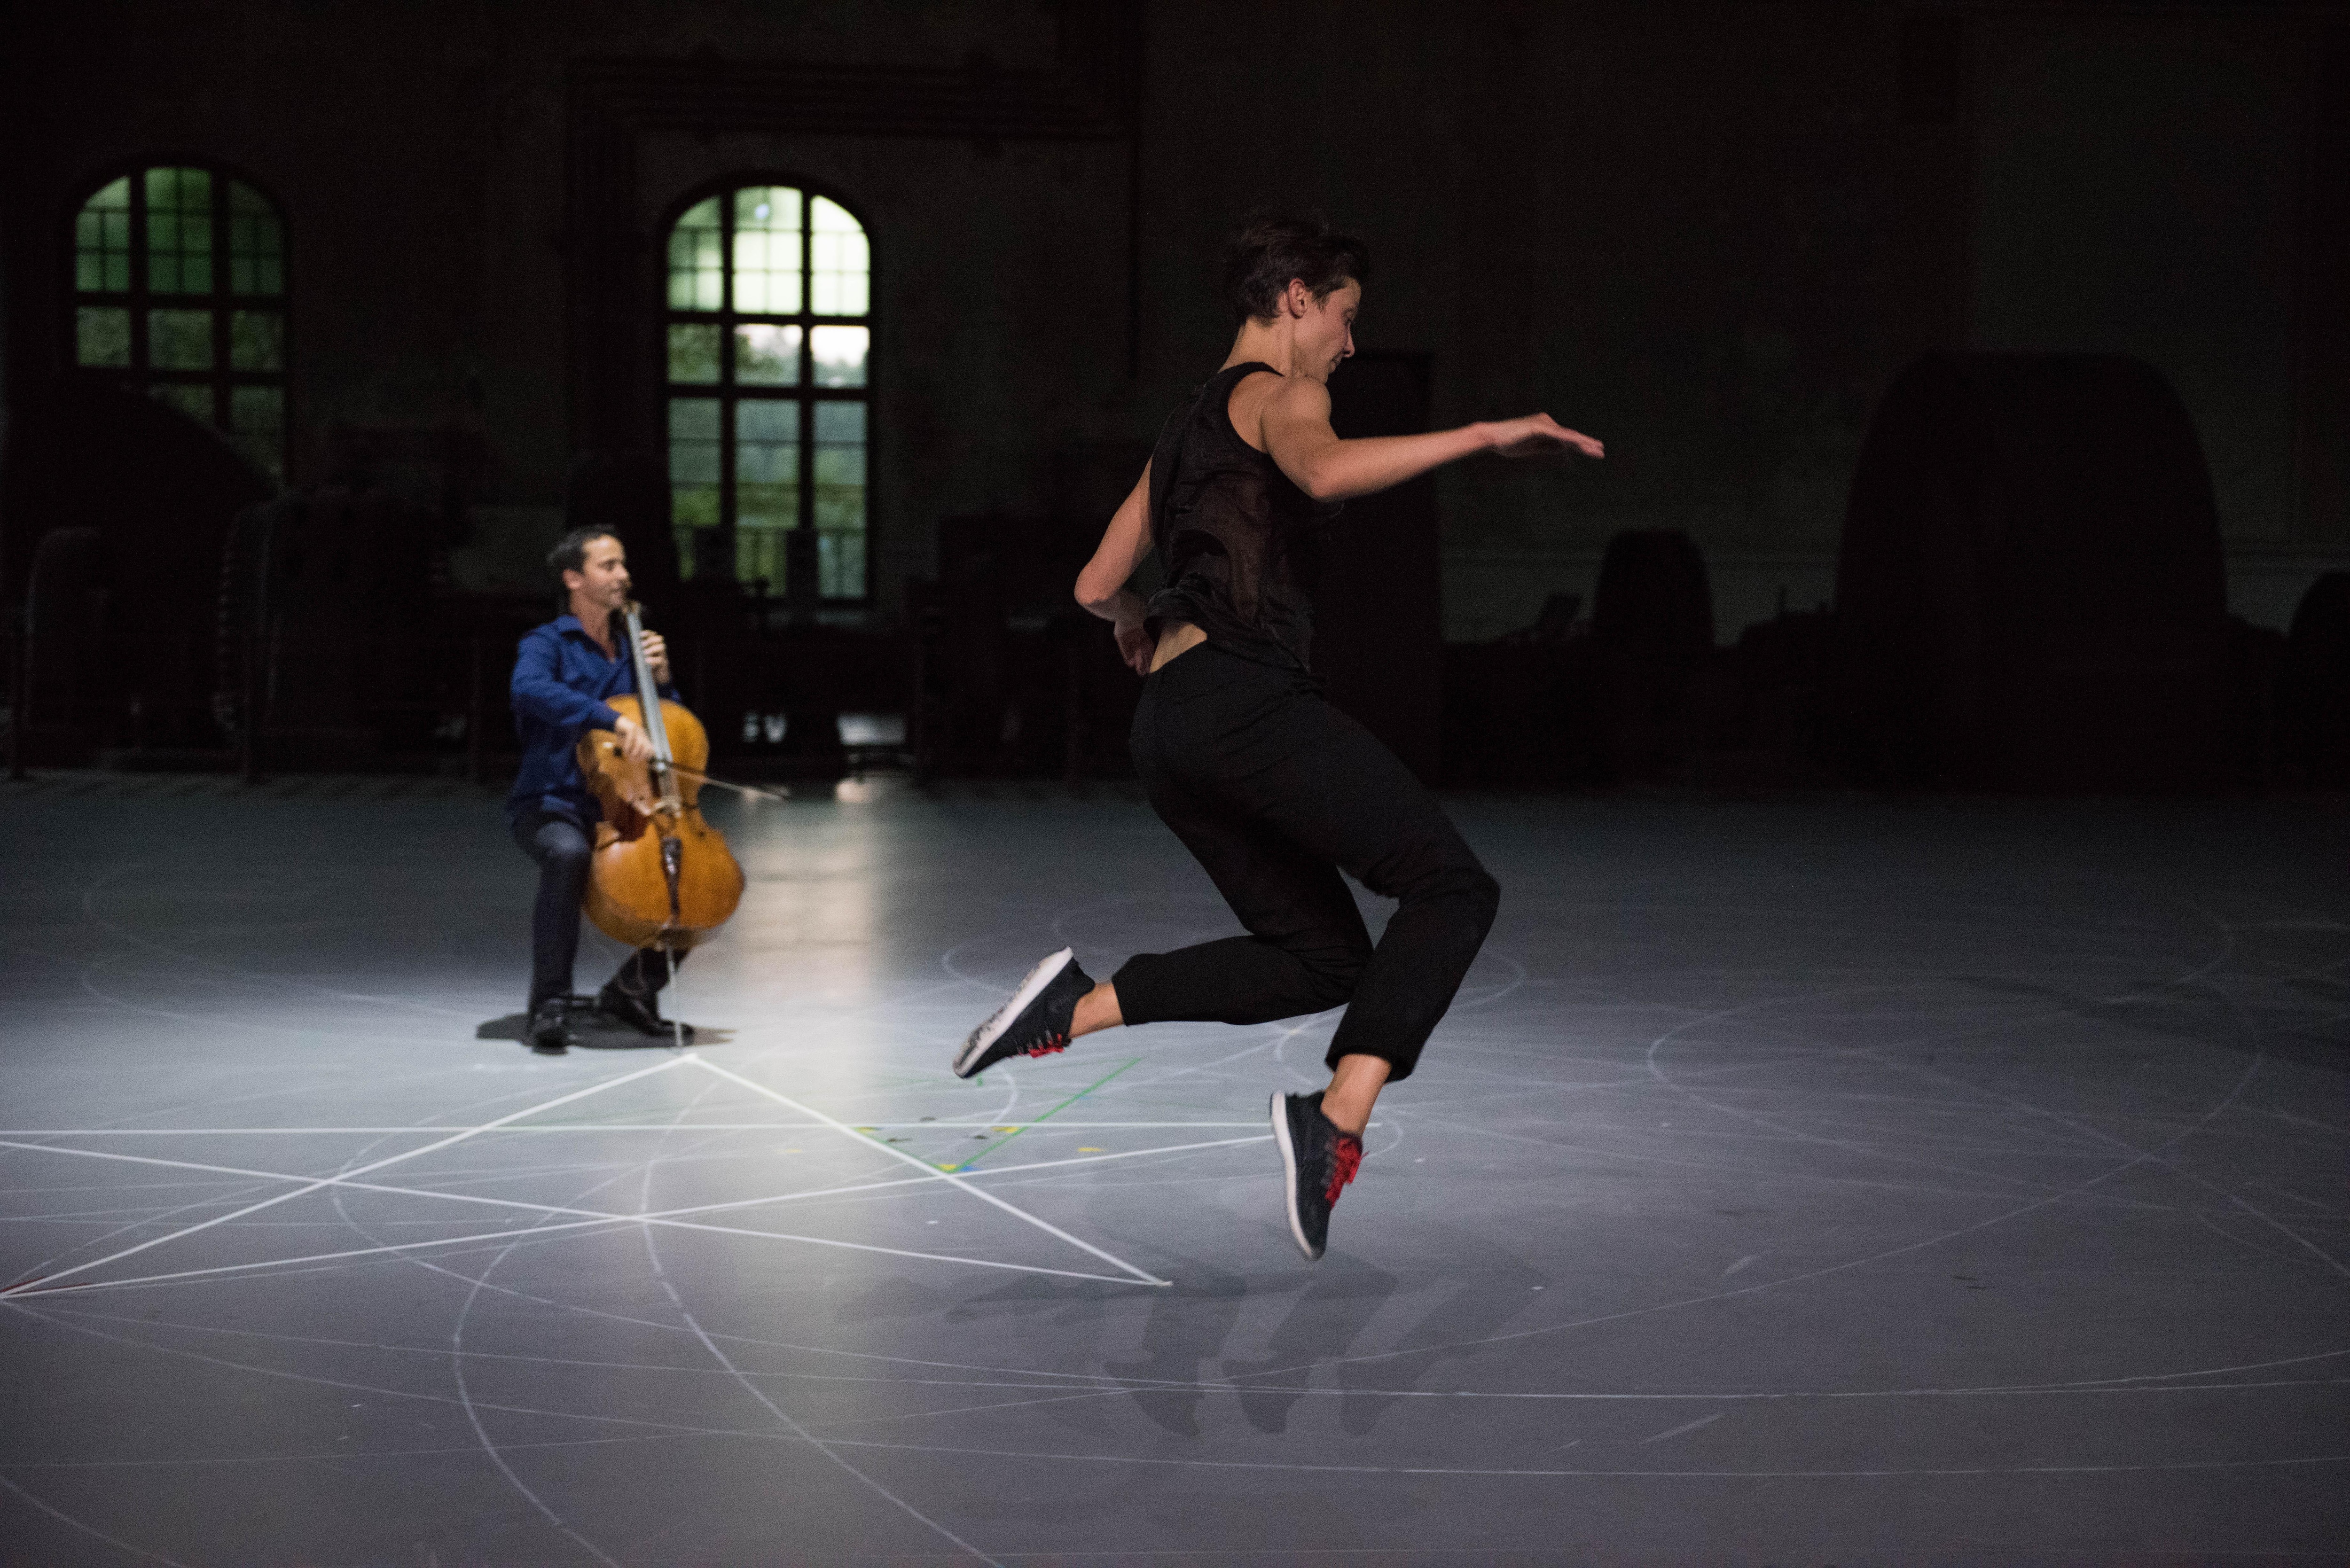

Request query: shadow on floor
[{"left": 474, "top": 1009, "right": 733, "bottom": 1049}]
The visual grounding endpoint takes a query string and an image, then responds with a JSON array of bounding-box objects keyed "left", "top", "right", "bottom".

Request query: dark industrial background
[{"left": 2, "top": 0, "right": 2345, "bottom": 793}]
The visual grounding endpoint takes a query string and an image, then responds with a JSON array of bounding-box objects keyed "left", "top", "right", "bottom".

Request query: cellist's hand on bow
[
  {"left": 639, "top": 631, "right": 672, "bottom": 686},
  {"left": 611, "top": 714, "right": 656, "bottom": 763}
]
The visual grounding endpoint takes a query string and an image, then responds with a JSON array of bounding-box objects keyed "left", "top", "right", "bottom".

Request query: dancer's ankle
[
  {"left": 1319, "top": 1053, "right": 1391, "bottom": 1136},
  {"left": 1070, "top": 980, "right": 1123, "bottom": 1038}
]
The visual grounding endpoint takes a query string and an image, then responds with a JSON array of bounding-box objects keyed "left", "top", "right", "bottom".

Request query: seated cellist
[{"left": 506, "top": 527, "right": 697, "bottom": 1053}]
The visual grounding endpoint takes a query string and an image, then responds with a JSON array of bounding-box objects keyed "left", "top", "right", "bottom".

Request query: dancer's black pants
[
  {"left": 1113, "top": 643, "right": 1498, "bottom": 1083},
  {"left": 510, "top": 808, "right": 679, "bottom": 1013}
]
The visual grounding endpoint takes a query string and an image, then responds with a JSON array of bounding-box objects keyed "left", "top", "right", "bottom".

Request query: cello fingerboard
[{"left": 623, "top": 602, "right": 675, "bottom": 765}]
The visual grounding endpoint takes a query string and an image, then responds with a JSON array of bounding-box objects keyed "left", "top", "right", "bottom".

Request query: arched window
[
  {"left": 69, "top": 166, "right": 289, "bottom": 481},
  {"left": 664, "top": 182, "right": 870, "bottom": 599}
]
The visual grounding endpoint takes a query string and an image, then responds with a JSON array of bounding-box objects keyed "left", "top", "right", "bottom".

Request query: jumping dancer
[{"left": 955, "top": 217, "right": 1602, "bottom": 1259}]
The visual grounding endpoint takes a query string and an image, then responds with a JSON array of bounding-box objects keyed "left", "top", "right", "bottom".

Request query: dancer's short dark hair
[
  {"left": 547, "top": 525, "right": 618, "bottom": 579},
  {"left": 1223, "top": 214, "right": 1371, "bottom": 325}
]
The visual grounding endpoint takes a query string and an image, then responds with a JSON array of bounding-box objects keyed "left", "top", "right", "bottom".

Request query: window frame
[
  {"left": 62, "top": 158, "right": 292, "bottom": 483},
  {"left": 660, "top": 173, "right": 872, "bottom": 602}
]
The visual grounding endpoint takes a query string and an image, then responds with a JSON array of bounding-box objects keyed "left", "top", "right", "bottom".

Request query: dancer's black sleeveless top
[{"left": 1144, "top": 362, "right": 1340, "bottom": 671}]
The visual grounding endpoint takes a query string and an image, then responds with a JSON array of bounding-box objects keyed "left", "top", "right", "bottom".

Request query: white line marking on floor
[
  {"left": 0, "top": 1132, "right": 1267, "bottom": 1297},
  {"left": 11, "top": 1214, "right": 1155, "bottom": 1297},
  {"left": 668, "top": 1299, "right": 1003, "bottom": 1565},
  {"left": 0, "top": 1134, "right": 1271, "bottom": 1233},
  {"left": 0, "top": 1056, "right": 694, "bottom": 1296},
  {"left": 0, "top": 1122, "right": 1302, "bottom": 1135},
  {"left": 689, "top": 1056, "right": 1172, "bottom": 1287},
  {"left": 0, "top": 1055, "right": 1220, "bottom": 1296},
  {"left": 1641, "top": 1412, "right": 1724, "bottom": 1444}
]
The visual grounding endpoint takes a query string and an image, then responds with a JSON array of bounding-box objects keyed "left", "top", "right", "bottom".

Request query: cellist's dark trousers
[{"left": 511, "top": 808, "right": 679, "bottom": 1013}]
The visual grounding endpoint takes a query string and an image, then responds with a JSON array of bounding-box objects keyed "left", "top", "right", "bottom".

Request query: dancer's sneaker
[
  {"left": 1270, "top": 1089, "right": 1363, "bottom": 1262},
  {"left": 954, "top": 947, "right": 1093, "bottom": 1078}
]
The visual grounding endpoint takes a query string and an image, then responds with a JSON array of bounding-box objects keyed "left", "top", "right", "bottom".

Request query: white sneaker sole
[
  {"left": 953, "top": 948, "right": 1075, "bottom": 1078},
  {"left": 1269, "top": 1091, "right": 1322, "bottom": 1261}
]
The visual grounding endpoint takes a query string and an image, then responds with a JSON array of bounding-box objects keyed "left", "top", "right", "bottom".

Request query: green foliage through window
[
  {"left": 663, "top": 181, "right": 870, "bottom": 599},
  {"left": 70, "top": 165, "right": 288, "bottom": 482}
]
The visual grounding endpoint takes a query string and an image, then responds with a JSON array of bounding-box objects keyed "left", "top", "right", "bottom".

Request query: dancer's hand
[
  {"left": 1483, "top": 414, "right": 1604, "bottom": 460},
  {"left": 1114, "top": 616, "right": 1153, "bottom": 675}
]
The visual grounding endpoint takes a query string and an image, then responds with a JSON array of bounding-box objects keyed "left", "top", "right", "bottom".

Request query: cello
[{"left": 575, "top": 603, "right": 746, "bottom": 993}]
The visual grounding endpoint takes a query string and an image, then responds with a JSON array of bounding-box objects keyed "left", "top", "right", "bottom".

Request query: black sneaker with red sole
[
  {"left": 953, "top": 948, "right": 1094, "bottom": 1079},
  {"left": 1270, "top": 1089, "right": 1363, "bottom": 1262}
]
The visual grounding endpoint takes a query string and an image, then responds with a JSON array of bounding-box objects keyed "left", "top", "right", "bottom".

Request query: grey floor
[{"left": 0, "top": 773, "right": 2345, "bottom": 1567}]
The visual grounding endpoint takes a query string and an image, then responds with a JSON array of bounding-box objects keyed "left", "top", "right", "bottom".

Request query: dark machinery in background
[
  {"left": 7, "top": 354, "right": 2343, "bottom": 794},
  {"left": 1589, "top": 530, "right": 1717, "bottom": 782},
  {"left": 897, "top": 437, "right": 1153, "bottom": 782},
  {"left": 212, "top": 428, "right": 516, "bottom": 777},
  {"left": 2281, "top": 571, "right": 2350, "bottom": 787},
  {"left": 1833, "top": 353, "right": 2229, "bottom": 791},
  {"left": 218, "top": 487, "right": 471, "bottom": 774},
  {"left": 0, "top": 390, "right": 544, "bottom": 778},
  {"left": 905, "top": 507, "right": 1130, "bottom": 780},
  {"left": 1448, "top": 353, "right": 2343, "bottom": 794},
  {"left": 1316, "top": 352, "right": 1445, "bottom": 782},
  {"left": 1442, "top": 530, "right": 1720, "bottom": 789},
  {"left": 893, "top": 344, "right": 2337, "bottom": 795},
  {"left": 671, "top": 594, "right": 902, "bottom": 780},
  {"left": 7, "top": 380, "right": 274, "bottom": 766}
]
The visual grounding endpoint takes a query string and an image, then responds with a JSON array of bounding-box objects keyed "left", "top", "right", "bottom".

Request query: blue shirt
[{"left": 505, "top": 614, "right": 680, "bottom": 825}]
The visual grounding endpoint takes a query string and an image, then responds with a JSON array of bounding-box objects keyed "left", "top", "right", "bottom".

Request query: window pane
[
  {"left": 227, "top": 180, "right": 284, "bottom": 296},
  {"left": 667, "top": 197, "right": 723, "bottom": 312},
  {"left": 735, "top": 323, "right": 801, "bottom": 386},
  {"left": 668, "top": 397, "right": 721, "bottom": 485},
  {"left": 76, "top": 178, "right": 132, "bottom": 293},
  {"left": 145, "top": 166, "right": 214, "bottom": 296},
  {"left": 812, "top": 400, "right": 865, "bottom": 532},
  {"left": 230, "top": 385, "right": 284, "bottom": 481},
  {"left": 230, "top": 310, "right": 284, "bottom": 371},
  {"left": 658, "top": 184, "right": 870, "bottom": 601},
  {"left": 732, "top": 186, "right": 801, "bottom": 315},
  {"left": 810, "top": 325, "right": 867, "bottom": 388},
  {"left": 151, "top": 383, "right": 213, "bottom": 424},
  {"left": 668, "top": 397, "right": 722, "bottom": 578},
  {"left": 818, "top": 530, "right": 866, "bottom": 600},
  {"left": 667, "top": 323, "right": 721, "bottom": 384},
  {"left": 809, "top": 197, "right": 868, "bottom": 315},
  {"left": 76, "top": 306, "right": 131, "bottom": 367},
  {"left": 149, "top": 308, "right": 213, "bottom": 370},
  {"left": 736, "top": 398, "right": 799, "bottom": 532},
  {"left": 736, "top": 523, "right": 788, "bottom": 592}
]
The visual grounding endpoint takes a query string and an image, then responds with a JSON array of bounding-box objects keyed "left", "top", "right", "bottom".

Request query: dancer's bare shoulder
[{"left": 1227, "top": 369, "right": 1327, "bottom": 455}]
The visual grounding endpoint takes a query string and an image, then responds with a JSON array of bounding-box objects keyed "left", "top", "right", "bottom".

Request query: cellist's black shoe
[
  {"left": 527, "top": 999, "right": 573, "bottom": 1055},
  {"left": 1270, "top": 1090, "right": 1363, "bottom": 1263},
  {"left": 953, "top": 948, "right": 1092, "bottom": 1078},
  {"left": 597, "top": 985, "right": 694, "bottom": 1042}
]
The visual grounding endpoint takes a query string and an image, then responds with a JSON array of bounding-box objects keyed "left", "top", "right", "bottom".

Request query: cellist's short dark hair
[
  {"left": 547, "top": 525, "right": 619, "bottom": 580},
  {"left": 1223, "top": 214, "right": 1371, "bottom": 325}
]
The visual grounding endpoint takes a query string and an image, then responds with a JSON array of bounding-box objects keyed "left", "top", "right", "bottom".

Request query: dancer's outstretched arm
[{"left": 1257, "top": 376, "right": 1603, "bottom": 503}]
